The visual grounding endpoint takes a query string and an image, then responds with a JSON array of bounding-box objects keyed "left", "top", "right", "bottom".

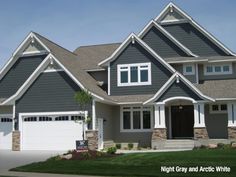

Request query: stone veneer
[
  {"left": 86, "top": 130, "right": 98, "bottom": 150},
  {"left": 12, "top": 131, "right": 20, "bottom": 151},
  {"left": 228, "top": 127, "right": 236, "bottom": 139},
  {"left": 152, "top": 128, "right": 167, "bottom": 140},
  {"left": 194, "top": 127, "right": 208, "bottom": 139}
]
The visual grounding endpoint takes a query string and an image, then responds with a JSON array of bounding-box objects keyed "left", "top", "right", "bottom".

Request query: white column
[
  {"left": 194, "top": 103, "right": 205, "bottom": 127},
  {"left": 92, "top": 100, "right": 96, "bottom": 130},
  {"left": 227, "top": 102, "right": 236, "bottom": 127},
  {"left": 154, "top": 103, "right": 166, "bottom": 128},
  {"left": 12, "top": 104, "right": 15, "bottom": 131}
]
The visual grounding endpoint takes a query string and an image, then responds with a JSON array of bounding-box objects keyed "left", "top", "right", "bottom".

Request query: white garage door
[
  {"left": 0, "top": 115, "right": 13, "bottom": 150},
  {"left": 21, "top": 113, "right": 86, "bottom": 150}
]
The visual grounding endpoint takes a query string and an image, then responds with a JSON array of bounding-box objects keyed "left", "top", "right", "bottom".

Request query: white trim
[
  {"left": 118, "top": 102, "right": 143, "bottom": 105},
  {"left": 162, "top": 96, "right": 196, "bottom": 104},
  {"left": 108, "top": 63, "right": 111, "bottom": 95},
  {"left": 216, "top": 98, "right": 236, "bottom": 101},
  {"left": 144, "top": 72, "right": 214, "bottom": 104},
  {"left": 0, "top": 32, "right": 50, "bottom": 81},
  {"left": 204, "top": 63, "right": 232, "bottom": 75},
  {"left": 86, "top": 68, "right": 105, "bottom": 72},
  {"left": 92, "top": 100, "right": 96, "bottom": 130},
  {"left": 43, "top": 68, "right": 64, "bottom": 73},
  {"left": 155, "top": 2, "right": 236, "bottom": 56},
  {"left": 117, "top": 62, "right": 151, "bottom": 87},
  {"left": 195, "top": 64, "right": 199, "bottom": 84},
  {"left": 227, "top": 102, "right": 236, "bottom": 127},
  {"left": 120, "top": 105, "right": 153, "bottom": 132},
  {"left": 22, "top": 50, "right": 48, "bottom": 56},
  {"left": 98, "top": 33, "right": 176, "bottom": 74},
  {"left": 12, "top": 104, "right": 16, "bottom": 131},
  {"left": 1, "top": 54, "right": 104, "bottom": 105},
  {"left": 167, "top": 59, "right": 208, "bottom": 64},
  {"left": 193, "top": 103, "right": 206, "bottom": 128},
  {"left": 168, "top": 106, "right": 172, "bottom": 139},
  {"left": 138, "top": 20, "right": 198, "bottom": 57},
  {"left": 154, "top": 103, "right": 166, "bottom": 128},
  {"left": 183, "top": 63, "right": 195, "bottom": 75}
]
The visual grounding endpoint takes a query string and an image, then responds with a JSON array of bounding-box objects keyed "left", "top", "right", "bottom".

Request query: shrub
[
  {"left": 217, "top": 143, "right": 225, "bottom": 149},
  {"left": 128, "top": 143, "right": 134, "bottom": 150},
  {"left": 107, "top": 147, "right": 117, "bottom": 154},
  {"left": 116, "top": 143, "right": 121, "bottom": 149}
]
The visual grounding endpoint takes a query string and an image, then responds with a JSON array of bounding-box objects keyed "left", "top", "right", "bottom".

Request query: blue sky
[{"left": 0, "top": 0, "right": 236, "bottom": 67}]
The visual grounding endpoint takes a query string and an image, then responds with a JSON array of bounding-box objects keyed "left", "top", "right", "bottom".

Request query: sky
[{"left": 0, "top": 0, "right": 236, "bottom": 68}]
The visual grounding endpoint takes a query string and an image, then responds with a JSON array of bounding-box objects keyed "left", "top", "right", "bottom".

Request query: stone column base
[
  {"left": 152, "top": 128, "right": 167, "bottom": 140},
  {"left": 228, "top": 127, "right": 236, "bottom": 139},
  {"left": 12, "top": 131, "right": 20, "bottom": 151},
  {"left": 86, "top": 130, "right": 98, "bottom": 150},
  {"left": 194, "top": 127, "right": 208, "bottom": 139}
]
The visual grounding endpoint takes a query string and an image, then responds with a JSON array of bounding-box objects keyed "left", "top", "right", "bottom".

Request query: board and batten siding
[
  {"left": 156, "top": 81, "right": 203, "bottom": 102},
  {"left": 162, "top": 23, "right": 229, "bottom": 56},
  {"left": 15, "top": 71, "right": 91, "bottom": 123},
  {"left": 110, "top": 42, "right": 172, "bottom": 95},
  {"left": 198, "top": 63, "right": 236, "bottom": 81},
  {"left": 142, "top": 26, "right": 188, "bottom": 58},
  {"left": 0, "top": 55, "right": 46, "bottom": 98}
]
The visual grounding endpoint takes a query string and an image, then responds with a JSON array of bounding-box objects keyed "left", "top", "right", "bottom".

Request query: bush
[
  {"left": 116, "top": 143, "right": 121, "bottom": 149},
  {"left": 217, "top": 143, "right": 225, "bottom": 149},
  {"left": 128, "top": 143, "right": 134, "bottom": 150},
  {"left": 107, "top": 147, "right": 117, "bottom": 154}
]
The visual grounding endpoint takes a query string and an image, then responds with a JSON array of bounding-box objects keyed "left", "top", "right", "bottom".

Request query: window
[
  {"left": 24, "top": 117, "right": 37, "bottom": 122},
  {"left": 118, "top": 63, "right": 151, "bottom": 86},
  {"left": 204, "top": 64, "right": 232, "bottom": 75},
  {"left": 39, "top": 116, "right": 52, "bottom": 121},
  {"left": 183, "top": 64, "right": 195, "bottom": 75},
  {"left": 71, "top": 115, "right": 84, "bottom": 121},
  {"left": 0, "top": 118, "right": 12, "bottom": 122},
  {"left": 55, "top": 116, "right": 69, "bottom": 121},
  {"left": 210, "top": 104, "right": 227, "bottom": 114},
  {"left": 121, "top": 106, "right": 153, "bottom": 132}
]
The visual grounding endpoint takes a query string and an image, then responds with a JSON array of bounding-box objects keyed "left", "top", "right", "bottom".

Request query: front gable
[{"left": 110, "top": 41, "right": 173, "bottom": 95}]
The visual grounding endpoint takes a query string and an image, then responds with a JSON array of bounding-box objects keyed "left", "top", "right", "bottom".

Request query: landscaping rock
[
  {"left": 208, "top": 144, "right": 217, "bottom": 149},
  {"left": 231, "top": 142, "right": 236, "bottom": 148},
  {"left": 60, "top": 154, "right": 72, "bottom": 160}
]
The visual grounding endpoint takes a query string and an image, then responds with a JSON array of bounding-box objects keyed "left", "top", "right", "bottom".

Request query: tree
[{"left": 74, "top": 90, "right": 93, "bottom": 140}]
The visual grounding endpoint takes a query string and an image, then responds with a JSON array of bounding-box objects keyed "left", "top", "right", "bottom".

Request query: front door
[{"left": 171, "top": 105, "right": 194, "bottom": 138}]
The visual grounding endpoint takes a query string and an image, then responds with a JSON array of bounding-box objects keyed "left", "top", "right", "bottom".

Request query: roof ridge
[
  {"left": 77, "top": 42, "right": 121, "bottom": 49},
  {"left": 32, "top": 32, "right": 77, "bottom": 57}
]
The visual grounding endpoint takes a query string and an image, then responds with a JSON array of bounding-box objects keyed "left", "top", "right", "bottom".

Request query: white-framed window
[
  {"left": 210, "top": 104, "right": 227, "bottom": 114},
  {"left": 204, "top": 63, "right": 232, "bottom": 75},
  {"left": 120, "top": 106, "right": 153, "bottom": 132},
  {"left": 117, "top": 63, "right": 151, "bottom": 86},
  {"left": 183, "top": 64, "right": 195, "bottom": 75}
]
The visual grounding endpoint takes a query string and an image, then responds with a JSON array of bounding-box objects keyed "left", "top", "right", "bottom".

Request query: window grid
[{"left": 204, "top": 64, "right": 232, "bottom": 75}]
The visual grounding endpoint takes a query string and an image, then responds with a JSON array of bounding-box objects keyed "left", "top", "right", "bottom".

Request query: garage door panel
[
  {"left": 0, "top": 122, "right": 12, "bottom": 150},
  {"left": 22, "top": 116, "right": 85, "bottom": 150}
]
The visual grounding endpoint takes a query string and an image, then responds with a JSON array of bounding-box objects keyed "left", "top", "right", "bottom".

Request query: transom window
[
  {"left": 204, "top": 64, "right": 232, "bottom": 75},
  {"left": 55, "top": 116, "right": 69, "bottom": 121},
  {"left": 24, "top": 117, "right": 37, "bottom": 122},
  {"left": 210, "top": 104, "right": 227, "bottom": 114},
  {"left": 0, "top": 118, "right": 12, "bottom": 122},
  {"left": 39, "top": 116, "right": 52, "bottom": 121},
  {"left": 117, "top": 63, "right": 151, "bottom": 86},
  {"left": 183, "top": 64, "right": 195, "bottom": 75},
  {"left": 121, "top": 106, "right": 153, "bottom": 132}
]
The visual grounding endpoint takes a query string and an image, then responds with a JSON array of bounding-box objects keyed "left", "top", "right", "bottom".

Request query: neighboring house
[{"left": 0, "top": 2, "right": 236, "bottom": 151}]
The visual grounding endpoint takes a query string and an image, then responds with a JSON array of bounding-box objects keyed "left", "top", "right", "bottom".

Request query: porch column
[
  {"left": 92, "top": 99, "right": 96, "bottom": 130},
  {"left": 193, "top": 103, "right": 208, "bottom": 139},
  {"left": 227, "top": 102, "right": 236, "bottom": 139},
  {"left": 152, "top": 103, "right": 166, "bottom": 140}
]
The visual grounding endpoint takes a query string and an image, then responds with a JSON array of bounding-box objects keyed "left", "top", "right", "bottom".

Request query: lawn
[{"left": 11, "top": 149, "right": 236, "bottom": 177}]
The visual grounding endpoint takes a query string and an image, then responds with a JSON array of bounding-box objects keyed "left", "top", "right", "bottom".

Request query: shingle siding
[
  {"left": 156, "top": 81, "right": 202, "bottom": 102},
  {"left": 162, "top": 23, "right": 229, "bottom": 56},
  {"left": 16, "top": 71, "right": 91, "bottom": 121},
  {"left": 0, "top": 55, "right": 46, "bottom": 98},
  {"left": 110, "top": 42, "right": 172, "bottom": 95},
  {"left": 142, "top": 26, "right": 188, "bottom": 58}
]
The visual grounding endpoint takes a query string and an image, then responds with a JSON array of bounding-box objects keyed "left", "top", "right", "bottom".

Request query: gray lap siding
[
  {"left": 110, "top": 42, "right": 172, "bottom": 95},
  {"left": 0, "top": 55, "right": 46, "bottom": 98},
  {"left": 15, "top": 71, "right": 91, "bottom": 128}
]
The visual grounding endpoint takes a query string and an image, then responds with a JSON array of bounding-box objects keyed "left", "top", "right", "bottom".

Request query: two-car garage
[{"left": 19, "top": 112, "right": 86, "bottom": 150}]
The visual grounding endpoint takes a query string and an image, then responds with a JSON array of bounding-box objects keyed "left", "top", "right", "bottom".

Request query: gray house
[{"left": 0, "top": 2, "right": 236, "bottom": 151}]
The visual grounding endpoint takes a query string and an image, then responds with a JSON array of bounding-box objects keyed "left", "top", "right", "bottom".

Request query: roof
[
  {"left": 74, "top": 43, "right": 120, "bottom": 70},
  {"left": 196, "top": 79, "right": 236, "bottom": 99}
]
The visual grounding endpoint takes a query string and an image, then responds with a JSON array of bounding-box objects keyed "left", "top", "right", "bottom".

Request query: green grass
[{"left": 11, "top": 149, "right": 236, "bottom": 177}]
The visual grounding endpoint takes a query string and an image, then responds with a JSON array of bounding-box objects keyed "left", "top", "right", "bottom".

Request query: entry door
[
  {"left": 97, "top": 118, "right": 104, "bottom": 150},
  {"left": 171, "top": 105, "right": 194, "bottom": 138}
]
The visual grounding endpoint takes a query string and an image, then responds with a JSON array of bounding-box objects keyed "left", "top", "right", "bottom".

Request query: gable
[
  {"left": 23, "top": 41, "right": 45, "bottom": 54},
  {"left": 160, "top": 7, "right": 185, "bottom": 22},
  {"left": 110, "top": 42, "right": 172, "bottom": 95},
  {"left": 162, "top": 22, "right": 229, "bottom": 57},
  {"left": 142, "top": 26, "right": 189, "bottom": 58},
  {"left": 16, "top": 71, "right": 83, "bottom": 113},
  {"left": 0, "top": 54, "right": 46, "bottom": 98},
  {"left": 156, "top": 81, "right": 203, "bottom": 102}
]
